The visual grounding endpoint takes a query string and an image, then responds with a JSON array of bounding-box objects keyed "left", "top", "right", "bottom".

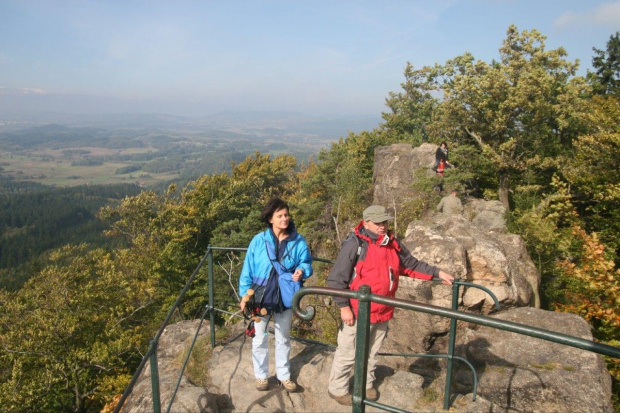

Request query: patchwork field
[
  {"left": 0, "top": 150, "right": 179, "bottom": 187},
  {"left": 0, "top": 112, "right": 379, "bottom": 188}
]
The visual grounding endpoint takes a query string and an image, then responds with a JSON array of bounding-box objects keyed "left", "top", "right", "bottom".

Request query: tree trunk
[{"left": 499, "top": 172, "right": 510, "bottom": 211}]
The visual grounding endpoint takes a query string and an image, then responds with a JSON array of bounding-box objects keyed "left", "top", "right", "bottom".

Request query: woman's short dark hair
[
  {"left": 440, "top": 141, "right": 447, "bottom": 148},
  {"left": 261, "top": 197, "right": 289, "bottom": 224}
]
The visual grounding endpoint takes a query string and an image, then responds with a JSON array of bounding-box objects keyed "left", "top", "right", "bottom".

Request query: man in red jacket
[{"left": 327, "top": 205, "right": 454, "bottom": 405}]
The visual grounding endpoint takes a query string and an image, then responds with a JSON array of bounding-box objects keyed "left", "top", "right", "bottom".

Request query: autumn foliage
[{"left": 555, "top": 225, "right": 620, "bottom": 379}]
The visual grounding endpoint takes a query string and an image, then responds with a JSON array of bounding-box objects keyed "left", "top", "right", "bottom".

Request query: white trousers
[
  {"left": 252, "top": 309, "right": 293, "bottom": 381},
  {"left": 328, "top": 320, "right": 388, "bottom": 396}
]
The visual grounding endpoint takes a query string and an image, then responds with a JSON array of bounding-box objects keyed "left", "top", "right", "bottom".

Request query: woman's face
[
  {"left": 441, "top": 143, "right": 447, "bottom": 149},
  {"left": 269, "top": 207, "right": 290, "bottom": 231}
]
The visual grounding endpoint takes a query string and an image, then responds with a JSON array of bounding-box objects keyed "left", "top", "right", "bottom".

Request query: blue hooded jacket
[{"left": 239, "top": 224, "right": 313, "bottom": 308}]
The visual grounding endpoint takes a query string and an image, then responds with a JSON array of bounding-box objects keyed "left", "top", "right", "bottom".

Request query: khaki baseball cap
[{"left": 363, "top": 205, "right": 394, "bottom": 223}]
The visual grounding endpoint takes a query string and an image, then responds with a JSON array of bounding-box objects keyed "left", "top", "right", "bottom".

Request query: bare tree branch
[
  {"left": 110, "top": 302, "right": 153, "bottom": 330},
  {"left": 219, "top": 253, "right": 241, "bottom": 302},
  {"left": 465, "top": 126, "right": 484, "bottom": 148},
  {"left": 333, "top": 196, "right": 342, "bottom": 244},
  {"left": 3, "top": 348, "right": 47, "bottom": 357},
  {"left": 225, "top": 310, "right": 244, "bottom": 326}
]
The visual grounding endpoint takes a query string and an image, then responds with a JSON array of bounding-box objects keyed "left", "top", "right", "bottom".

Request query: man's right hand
[
  {"left": 340, "top": 306, "right": 355, "bottom": 326},
  {"left": 240, "top": 300, "right": 246, "bottom": 312}
]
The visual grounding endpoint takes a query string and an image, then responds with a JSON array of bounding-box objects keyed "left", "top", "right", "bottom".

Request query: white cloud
[
  {"left": 0, "top": 87, "right": 46, "bottom": 95},
  {"left": 554, "top": 11, "right": 578, "bottom": 28},
  {"left": 591, "top": 2, "right": 620, "bottom": 26},
  {"left": 554, "top": 2, "right": 620, "bottom": 29}
]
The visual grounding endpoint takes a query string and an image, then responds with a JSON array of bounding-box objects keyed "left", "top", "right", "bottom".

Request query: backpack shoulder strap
[
  {"left": 343, "top": 232, "right": 363, "bottom": 266},
  {"left": 265, "top": 239, "right": 289, "bottom": 275}
]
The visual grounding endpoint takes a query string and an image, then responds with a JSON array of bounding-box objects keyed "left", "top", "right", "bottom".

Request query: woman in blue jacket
[{"left": 239, "top": 197, "right": 313, "bottom": 392}]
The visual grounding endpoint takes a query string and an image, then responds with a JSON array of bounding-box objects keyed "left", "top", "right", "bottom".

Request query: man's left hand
[{"left": 438, "top": 270, "right": 454, "bottom": 285}]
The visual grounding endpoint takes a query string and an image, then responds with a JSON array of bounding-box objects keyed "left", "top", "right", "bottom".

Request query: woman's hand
[
  {"left": 340, "top": 306, "right": 355, "bottom": 326},
  {"left": 292, "top": 269, "right": 303, "bottom": 282}
]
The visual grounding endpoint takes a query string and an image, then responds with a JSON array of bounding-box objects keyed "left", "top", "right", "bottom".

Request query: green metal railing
[
  {"left": 115, "top": 245, "right": 620, "bottom": 413},
  {"left": 292, "top": 285, "right": 620, "bottom": 413},
  {"left": 113, "top": 247, "right": 213, "bottom": 413},
  {"left": 376, "top": 279, "right": 500, "bottom": 410},
  {"left": 113, "top": 244, "right": 333, "bottom": 413}
]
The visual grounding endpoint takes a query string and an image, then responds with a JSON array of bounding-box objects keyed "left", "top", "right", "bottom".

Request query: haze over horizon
[{"left": 1, "top": 1, "right": 619, "bottom": 118}]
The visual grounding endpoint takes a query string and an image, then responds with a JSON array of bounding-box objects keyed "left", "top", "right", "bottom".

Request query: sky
[{"left": 1, "top": 0, "right": 619, "bottom": 118}]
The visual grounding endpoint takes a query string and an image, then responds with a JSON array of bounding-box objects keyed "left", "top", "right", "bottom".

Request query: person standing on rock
[
  {"left": 437, "top": 189, "right": 463, "bottom": 215},
  {"left": 327, "top": 205, "right": 454, "bottom": 405},
  {"left": 239, "top": 197, "right": 313, "bottom": 393},
  {"left": 435, "top": 141, "right": 451, "bottom": 167}
]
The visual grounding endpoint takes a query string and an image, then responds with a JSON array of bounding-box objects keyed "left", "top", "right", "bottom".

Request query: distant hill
[
  {"left": 0, "top": 111, "right": 381, "bottom": 190},
  {"left": 1, "top": 111, "right": 382, "bottom": 141},
  {"left": 200, "top": 111, "right": 382, "bottom": 138},
  {"left": 0, "top": 123, "right": 136, "bottom": 151}
]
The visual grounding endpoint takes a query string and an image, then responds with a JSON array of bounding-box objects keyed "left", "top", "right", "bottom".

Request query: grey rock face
[
  {"left": 457, "top": 307, "right": 613, "bottom": 413},
  {"left": 403, "top": 211, "right": 540, "bottom": 311},
  {"left": 387, "top": 210, "right": 540, "bottom": 356},
  {"left": 372, "top": 143, "right": 437, "bottom": 220},
  {"left": 123, "top": 319, "right": 219, "bottom": 413},
  {"left": 464, "top": 198, "right": 507, "bottom": 233},
  {"left": 122, "top": 311, "right": 612, "bottom": 413},
  {"left": 371, "top": 143, "right": 540, "bottom": 354}
]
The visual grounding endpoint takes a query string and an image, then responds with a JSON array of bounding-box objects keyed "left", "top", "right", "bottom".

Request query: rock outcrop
[
  {"left": 121, "top": 143, "right": 613, "bottom": 412},
  {"left": 371, "top": 143, "right": 540, "bottom": 355},
  {"left": 405, "top": 203, "right": 539, "bottom": 311},
  {"left": 123, "top": 310, "right": 612, "bottom": 413},
  {"left": 372, "top": 143, "right": 437, "bottom": 220},
  {"left": 122, "top": 319, "right": 219, "bottom": 413},
  {"left": 456, "top": 308, "right": 613, "bottom": 413}
]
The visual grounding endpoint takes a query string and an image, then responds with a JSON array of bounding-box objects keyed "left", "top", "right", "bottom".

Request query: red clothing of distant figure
[{"left": 436, "top": 159, "right": 446, "bottom": 177}]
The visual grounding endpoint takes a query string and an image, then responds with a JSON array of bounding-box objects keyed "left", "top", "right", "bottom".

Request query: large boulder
[
  {"left": 383, "top": 204, "right": 540, "bottom": 357},
  {"left": 464, "top": 198, "right": 508, "bottom": 233},
  {"left": 404, "top": 210, "right": 540, "bottom": 311},
  {"left": 456, "top": 307, "right": 613, "bottom": 413},
  {"left": 372, "top": 143, "right": 437, "bottom": 220},
  {"left": 371, "top": 143, "right": 540, "bottom": 355}
]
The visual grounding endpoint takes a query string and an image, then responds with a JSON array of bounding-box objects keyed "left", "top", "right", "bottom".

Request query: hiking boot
[
  {"left": 256, "top": 378, "right": 269, "bottom": 391},
  {"left": 279, "top": 378, "right": 298, "bottom": 392},
  {"left": 366, "top": 387, "right": 379, "bottom": 401},
  {"left": 329, "top": 391, "right": 352, "bottom": 406}
]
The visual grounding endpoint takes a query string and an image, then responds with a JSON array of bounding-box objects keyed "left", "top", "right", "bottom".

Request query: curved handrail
[
  {"left": 293, "top": 286, "right": 620, "bottom": 358},
  {"left": 294, "top": 285, "right": 620, "bottom": 412},
  {"left": 113, "top": 246, "right": 336, "bottom": 413},
  {"left": 115, "top": 244, "right": 620, "bottom": 413},
  {"left": 455, "top": 280, "right": 500, "bottom": 311}
]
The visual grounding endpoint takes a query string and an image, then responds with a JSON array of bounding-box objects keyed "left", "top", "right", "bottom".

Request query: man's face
[{"left": 363, "top": 220, "right": 388, "bottom": 236}]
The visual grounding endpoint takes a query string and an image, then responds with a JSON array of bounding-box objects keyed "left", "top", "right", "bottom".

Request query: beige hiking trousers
[{"left": 327, "top": 320, "right": 388, "bottom": 396}]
